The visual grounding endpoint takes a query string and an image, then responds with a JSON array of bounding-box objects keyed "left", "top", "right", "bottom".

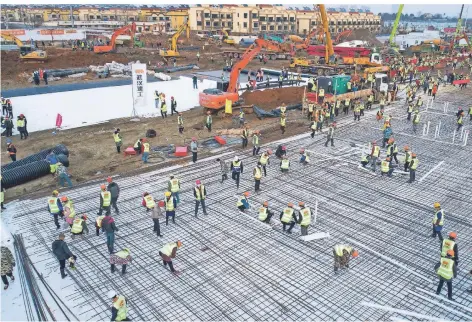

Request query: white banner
[{"left": 131, "top": 63, "right": 147, "bottom": 108}]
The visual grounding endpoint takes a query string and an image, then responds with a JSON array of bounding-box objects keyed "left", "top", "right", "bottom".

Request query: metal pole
[
  {"left": 463, "top": 130, "right": 469, "bottom": 146},
  {"left": 460, "top": 126, "right": 465, "bottom": 140},
  {"left": 436, "top": 121, "right": 441, "bottom": 138},
  {"left": 422, "top": 124, "right": 427, "bottom": 136},
  {"left": 426, "top": 121, "right": 431, "bottom": 135}
]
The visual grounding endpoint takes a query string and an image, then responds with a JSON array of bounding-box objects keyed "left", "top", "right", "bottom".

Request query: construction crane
[
  {"left": 94, "top": 22, "right": 136, "bottom": 54},
  {"left": 0, "top": 32, "right": 48, "bottom": 61},
  {"left": 335, "top": 29, "right": 353, "bottom": 44},
  {"left": 389, "top": 4, "right": 404, "bottom": 47},
  {"left": 455, "top": 5, "right": 465, "bottom": 37},
  {"left": 317, "top": 4, "right": 334, "bottom": 63},
  {"left": 159, "top": 21, "right": 190, "bottom": 58}
]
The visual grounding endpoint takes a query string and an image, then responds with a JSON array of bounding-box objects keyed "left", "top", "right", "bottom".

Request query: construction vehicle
[
  {"left": 94, "top": 22, "right": 136, "bottom": 54},
  {"left": 389, "top": 5, "right": 404, "bottom": 47},
  {"left": 334, "top": 30, "right": 352, "bottom": 44},
  {"left": 222, "top": 29, "right": 235, "bottom": 45},
  {"left": 223, "top": 40, "right": 294, "bottom": 60},
  {"left": 263, "top": 34, "right": 284, "bottom": 43},
  {"left": 159, "top": 21, "right": 190, "bottom": 58},
  {"left": 134, "top": 36, "right": 145, "bottom": 48},
  {"left": 0, "top": 32, "right": 48, "bottom": 61},
  {"left": 317, "top": 4, "right": 335, "bottom": 63},
  {"left": 295, "top": 28, "right": 324, "bottom": 50},
  {"left": 342, "top": 53, "right": 382, "bottom": 66}
]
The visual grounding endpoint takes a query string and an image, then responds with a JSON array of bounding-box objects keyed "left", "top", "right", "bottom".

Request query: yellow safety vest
[
  {"left": 416, "top": 100, "right": 423, "bottom": 106},
  {"left": 361, "top": 155, "right": 368, "bottom": 162},
  {"left": 280, "top": 106, "right": 287, "bottom": 113},
  {"left": 380, "top": 99, "right": 386, "bottom": 105},
  {"left": 154, "top": 92, "right": 159, "bottom": 99},
  {"left": 280, "top": 117, "right": 286, "bottom": 127},
  {"left": 239, "top": 112, "right": 244, "bottom": 120},
  {"left": 254, "top": 167, "right": 262, "bottom": 179},
  {"left": 70, "top": 218, "right": 84, "bottom": 234},
  {"left": 413, "top": 114, "right": 420, "bottom": 124},
  {"left": 134, "top": 140, "right": 141, "bottom": 148},
  {"left": 113, "top": 295, "right": 128, "bottom": 321},
  {"left": 404, "top": 151, "right": 411, "bottom": 163},
  {"left": 308, "top": 104, "right": 314, "bottom": 112},
  {"left": 318, "top": 88, "right": 325, "bottom": 97},
  {"left": 311, "top": 123, "right": 317, "bottom": 130},
  {"left": 410, "top": 158, "right": 419, "bottom": 170},
  {"left": 115, "top": 249, "right": 130, "bottom": 259},
  {"left": 381, "top": 160, "right": 390, "bottom": 173},
  {"left": 408, "top": 105, "right": 413, "bottom": 113},
  {"left": 302, "top": 152, "right": 310, "bottom": 163},
  {"left": 345, "top": 99, "right": 350, "bottom": 106},
  {"left": 113, "top": 133, "right": 121, "bottom": 143},
  {"left": 160, "top": 243, "right": 177, "bottom": 257},
  {"left": 194, "top": 185, "right": 206, "bottom": 200},
  {"left": 253, "top": 135, "right": 259, "bottom": 145},
  {"left": 206, "top": 115, "right": 212, "bottom": 125},
  {"left": 170, "top": 179, "right": 180, "bottom": 192},
  {"left": 281, "top": 207, "right": 294, "bottom": 223},
  {"left": 144, "top": 195, "right": 155, "bottom": 209},
  {"left": 236, "top": 196, "right": 247, "bottom": 207},
  {"left": 372, "top": 146, "right": 380, "bottom": 157},
  {"left": 347, "top": 82, "right": 351, "bottom": 89},
  {"left": 281, "top": 159, "right": 290, "bottom": 170},
  {"left": 458, "top": 116, "right": 463, "bottom": 125},
  {"left": 232, "top": 160, "right": 241, "bottom": 172},
  {"left": 165, "top": 197, "right": 174, "bottom": 211},
  {"left": 441, "top": 239, "right": 455, "bottom": 257},
  {"left": 96, "top": 215, "right": 105, "bottom": 228},
  {"left": 64, "top": 201, "right": 75, "bottom": 218},
  {"left": 101, "top": 191, "right": 111, "bottom": 207},
  {"left": 334, "top": 245, "right": 352, "bottom": 257},
  {"left": 437, "top": 257, "right": 454, "bottom": 280},
  {"left": 368, "top": 95, "right": 373, "bottom": 102},
  {"left": 48, "top": 197, "right": 60, "bottom": 213},
  {"left": 143, "top": 142, "right": 150, "bottom": 153},
  {"left": 178, "top": 116, "right": 183, "bottom": 125},
  {"left": 259, "top": 154, "right": 269, "bottom": 165},
  {"left": 161, "top": 103, "right": 167, "bottom": 112},
  {"left": 300, "top": 207, "right": 311, "bottom": 226},
  {"left": 258, "top": 207, "right": 268, "bottom": 221},
  {"left": 336, "top": 101, "right": 341, "bottom": 108},
  {"left": 16, "top": 119, "right": 25, "bottom": 127},
  {"left": 433, "top": 209, "right": 444, "bottom": 225},
  {"left": 241, "top": 129, "right": 248, "bottom": 138}
]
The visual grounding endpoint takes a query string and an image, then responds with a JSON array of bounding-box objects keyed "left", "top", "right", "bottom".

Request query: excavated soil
[
  {"left": 344, "top": 28, "right": 382, "bottom": 46},
  {"left": 241, "top": 86, "right": 306, "bottom": 109}
]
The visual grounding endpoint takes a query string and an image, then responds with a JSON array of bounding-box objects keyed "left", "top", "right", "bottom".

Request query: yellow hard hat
[
  {"left": 165, "top": 191, "right": 172, "bottom": 197},
  {"left": 434, "top": 202, "right": 440, "bottom": 208},
  {"left": 52, "top": 190, "right": 59, "bottom": 196}
]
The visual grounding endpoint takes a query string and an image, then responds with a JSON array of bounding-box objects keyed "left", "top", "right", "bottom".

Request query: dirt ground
[
  {"left": 241, "top": 87, "right": 305, "bottom": 108},
  {"left": 344, "top": 28, "right": 383, "bottom": 46}
]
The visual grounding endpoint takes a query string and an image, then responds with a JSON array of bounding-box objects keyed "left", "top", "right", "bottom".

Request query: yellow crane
[
  {"left": 159, "top": 21, "right": 190, "bottom": 58},
  {"left": 317, "top": 4, "right": 334, "bottom": 63},
  {"left": 0, "top": 32, "right": 48, "bottom": 61}
]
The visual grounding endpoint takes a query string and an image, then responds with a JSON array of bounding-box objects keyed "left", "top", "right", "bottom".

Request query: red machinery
[{"left": 94, "top": 22, "right": 136, "bottom": 54}]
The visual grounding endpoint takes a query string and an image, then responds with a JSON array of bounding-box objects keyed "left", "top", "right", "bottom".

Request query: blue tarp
[{"left": 253, "top": 103, "right": 302, "bottom": 119}]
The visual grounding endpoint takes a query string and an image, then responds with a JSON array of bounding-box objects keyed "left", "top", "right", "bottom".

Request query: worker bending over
[
  {"left": 380, "top": 157, "right": 394, "bottom": 177},
  {"left": 280, "top": 203, "right": 297, "bottom": 234},
  {"left": 299, "top": 148, "right": 310, "bottom": 165},
  {"left": 237, "top": 192, "right": 250, "bottom": 212},
  {"left": 159, "top": 240, "right": 182, "bottom": 275},
  {"left": 298, "top": 202, "right": 311, "bottom": 236},
  {"left": 107, "top": 291, "right": 128, "bottom": 322},
  {"left": 258, "top": 201, "right": 274, "bottom": 224},
  {"left": 333, "top": 245, "right": 358, "bottom": 274},
  {"left": 110, "top": 248, "right": 132, "bottom": 275},
  {"left": 70, "top": 215, "right": 89, "bottom": 239}
]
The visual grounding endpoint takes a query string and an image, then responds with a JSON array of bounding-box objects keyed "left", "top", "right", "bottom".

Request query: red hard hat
[
  {"left": 282, "top": 146, "right": 286, "bottom": 151},
  {"left": 106, "top": 176, "right": 112, "bottom": 183},
  {"left": 20, "top": 114, "right": 24, "bottom": 117},
  {"left": 171, "top": 96, "right": 174, "bottom": 99},
  {"left": 196, "top": 180, "right": 201, "bottom": 185},
  {"left": 158, "top": 201, "right": 165, "bottom": 207},
  {"left": 192, "top": 137, "right": 197, "bottom": 141}
]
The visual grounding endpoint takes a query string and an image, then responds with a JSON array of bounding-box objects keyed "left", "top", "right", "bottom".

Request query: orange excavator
[
  {"left": 335, "top": 29, "right": 353, "bottom": 44},
  {"left": 200, "top": 38, "right": 279, "bottom": 110},
  {"left": 295, "top": 28, "right": 324, "bottom": 50},
  {"left": 94, "top": 22, "right": 136, "bottom": 54}
]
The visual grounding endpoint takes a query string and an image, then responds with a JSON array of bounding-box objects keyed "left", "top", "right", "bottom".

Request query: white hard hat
[
  {"left": 233, "top": 156, "right": 239, "bottom": 162},
  {"left": 107, "top": 290, "right": 117, "bottom": 298}
]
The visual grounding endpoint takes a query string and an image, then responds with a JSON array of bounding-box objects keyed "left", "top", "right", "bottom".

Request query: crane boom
[
  {"left": 170, "top": 21, "right": 190, "bottom": 52},
  {"left": 0, "top": 32, "right": 25, "bottom": 47},
  {"left": 317, "top": 4, "right": 334, "bottom": 62},
  {"left": 389, "top": 4, "right": 404, "bottom": 46},
  {"left": 455, "top": 4, "right": 465, "bottom": 37}
]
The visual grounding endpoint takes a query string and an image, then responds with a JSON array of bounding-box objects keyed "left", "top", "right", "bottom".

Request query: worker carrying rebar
[
  {"left": 216, "top": 158, "right": 229, "bottom": 183},
  {"left": 164, "top": 191, "right": 177, "bottom": 225},
  {"left": 280, "top": 114, "right": 287, "bottom": 135},
  {"left": 298, "top": 202, "right": 311, "bottom": 236},
  {"left": 110, "top": 248, "right": 132, "bottom": 275},
  {"left": 101, "top": 213, "right": 118, "bottom": 254},
  {"left": 159, "top": 240, "right": 182, "bottom": 275},
  {"left": 48, "top": 190, "right": 64, "bottom": 230},
  {"left": 70, "top": 215, "right": 89, "bottom": 239},
  {"left": 177, "top": 112, "right": 184, "bottom": 134},
  {"left": 370, "top": 141, "right": 380, "bottom": 172},
  {"left": 432, "top": 202, "right": 445, "bottom": 241},
  {"left": 407, "top": 153, "right": 419, "bottom": 183},
  {"left": 386, "top": 138, "right": 399, "bottom": 164},
  {"left": 237, "top": 191, "right": 250, "bottom": 212},
  {"left": 194, "top": 180, "right": 208, "bottom": 217},
  {"left": 231, "top": 156, "right": 243, "bottom": 189},
  {"left": 280, "top": 202, "right": 297, "bottom": 234},
  {"left": 168, "top": 175, "right": 181, "bottom": 204},
  {"left": 412, "top": 111, "right": 420, "bottom": 134},
  {"left": 380, "top": 157, "right": 394, "bottom": 177},
  {"left": 107, "top": 290, "right": 129, "bottom": 321},
  {"left": 258, "top": 201, "right": 274, "bottom": 224},
  {"left": 113, "top": 128, "right": 122, "bottom": 153},
  {"left": 252, "top": 130, "right": 261, "bottom": 156},
  {"left": 241, "top": 125, "right": 249, "bottom": 148},
  {"left": 258, "top": 150, "right": 271, "bottom": 177},
  {"left": 61, "top": 196, "right": 75, "bottom": 228},
  {"left": 299, "top": 148, "right": 310, "bottom": 165},
  {"left": 333, "top": 245, "right": 358, "bottom": 274},
  {"left": 434, "top": 249, "right": 457, "bottom": 301},
  {"left": 52, "top": 233, "right": 77, "bottom": 279},
  {"left": 441, "top": 232, "right": 458, "bottom": 266},
  {"left": 253, "top": 162, "right": 262, "bottom": 192},
  {"left": 280, "top": 155, "right": 290, "bottom": 173},
  {"left": 98, "top": 184, "right": 112, "bottom": 216}
]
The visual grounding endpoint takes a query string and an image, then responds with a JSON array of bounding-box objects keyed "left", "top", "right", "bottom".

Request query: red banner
[
  {"left": 1, "top": 29, "right": 25, "bottom": 36},
  {"left": 56, "top": 114, "right": 63, "bottom": 128},
  {"left": 452, "top": 79, "right": 470, "bottom": 85},
  {"left": 40, "top": 29, "right": 65, "bottom": 35}
]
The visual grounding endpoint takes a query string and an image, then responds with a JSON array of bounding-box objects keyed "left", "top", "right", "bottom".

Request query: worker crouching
[
  {"left": 107, "top": 291, "right": 128, "bottom": 322},
  {"left": 237, "top": 191, "right": 250, "bottom": 212},
  {"left": 159, "top": 240, "right": 182, "bottom": 275},
  {"left": 333, "top": 245, "right": 358, "bottom": 274},
  {"left": 258, "top": 201, "right": 274, "bottom": 224},
  {"left": 70, "top": 215, "right": 89, "bottom": 239},
  {"left": 280, "top": 203, "right": 297, "bottom": 234},
  {"left": 110, "top": 248, "right": 133, "bottom": 275},
  {"left": 299, "top": 148, "right": 310, "bottom": 165}
]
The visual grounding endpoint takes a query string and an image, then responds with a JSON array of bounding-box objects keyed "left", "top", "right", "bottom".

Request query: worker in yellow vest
[
  {"left": 70, "top": 215, "right": 89, "bottom": 238},
  {"left": 253, "top": 162, "right": 262, "bottom": 192},
  {"left": 108, "top": 291, "right": 129, "bottom": 321},
  {"left": 431, "top": 202, "right": 445, "bottom": 241},
  {"left": 346, "top": 80, "right": 352, "bottom": 92},
  {"left": 61, "top": 196, "right": 76, "bottom": 227},
  {"left": 258, "top": 201, "right": 274, "bottom": 224},
  {"left": 194, "top": 180, "right": 208, "bottom": 217},
  {"left": 299, "top": 148, "right": 309, "bottom": 165},
  {"left": 258, "top": 150, "right": 271, "bottom": 177},
  {"left": 95, "top": 214, "right": 105, "bottom": 236},
  {"left": 386, "top": 138, "right": 399, "bottom": 164},
  {"left": 280, "top": 155, "right": 290, "bottom": 173},
  {"left": 370, "top": 141, "right": 380, "bottom": 172},
  {"left": 280, "top": 114, "right": 286, "bottom": 134},
  {"left": 205, "top": 111, "right": 212, "bottom": 132},
  {"left": 239, "top": 109, "right": 245, "bottom": 128},
  {"left": 164, "top": 191, "right": 177, "bottom": 226},
  {"left": 379, "top": 95, "right": 386, "bottom": 109},
  {"left": 380, "top": 157, "right": 393, "bottom": 177},
  {"left": 236, "top": 191, "right": 250, "bottom": 212},
  {"left": 412, "top": 110, "right": 420, "bottom": 134},
  {"left": 310, "top": 121, "right": 317, "bottom": 138},
  {"left": 280, "top": 103, "right": 287, "bottom": 115},
  {"left": 113, "top": 128, "right": 122, "bottom": 153},
  {"left": 159, "top": 240, "right": 182, "bottom": 275},
  {"left": 280, "top": 202, "right": 297, "bottom": 234},
  {"left": 0, "top": 175, "right": 5, "bottom": 210},
  {"left": 16, "top": 115, "right": 26, "bottom": 140},
  {"left": 333, "top": 245, "right": 358, "bottom": 273},
  {"left": 297, "top": 202, "right": 311, "bottom": 236},
  {"left": 48, "top": 190, "right": 64, "bottom": 229},
  {"left": 110, "top": 248, "right": 132, "bottom": 275},
  {"left": 366, "top": 94, "right": 374, "bottom": 110},
  {"left": 318, "top": 88, "right": 325, "bottom": 104},
  {"left": 457, "top": 111, "right": 464, "bottom": 131},
  {"left": 142, "top": 138, "right": 150, "bottom": 163},
  {"left": 252, "top": 130, "right": 261, "bottom": 156},
  {"left": 142, "top": 192, "right": 156, "bottom": 211},
  {"left": 441, "top": 232, "right": 458, "bottom": 266},
  {"left": 468, "top": 106, "right": 472, "bottom": 121},
  {"left": 133, "top": 138, "right": 142, "bottom": 155},
  {"left": 177, "top": 112, "right": 184, "bottom": 134},
  {"left": 160, "top": 99, "right": 168, "bottom": 118},
  {"left": 98, "top": 184, "right": 111, "bottom": 216},
  {"left": 408, "top": 153, "right": 419, "bottom": 183},
  {"left": 168, "top": 175, "right": 181, "bottom": 204},
  {"left": 434, "top": 249, "right": 457, "bottom": 300},
  {"left": 241, "top": 125, "right": 249, "bottom": 148},
  {"left": 403, "top": 146, "right": 411, "bottom": 172}
]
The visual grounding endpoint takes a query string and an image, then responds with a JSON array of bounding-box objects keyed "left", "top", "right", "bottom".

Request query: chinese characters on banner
[{"left": 131, "top": 63, "right": 147, "bottom": 108}]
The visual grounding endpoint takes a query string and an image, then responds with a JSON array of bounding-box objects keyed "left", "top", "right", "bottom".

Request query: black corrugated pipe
[
  {"left": 1, "top": 160, "right": 51, "bottom": 189},
  {"left": 1, "top": 144, "right": 69, "bottom": 172}
]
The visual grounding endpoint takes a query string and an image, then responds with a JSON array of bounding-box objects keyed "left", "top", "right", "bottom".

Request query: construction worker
[
  {"left": 353, "top": 103, "right": 361, "bottom": 121},
  {"left": 318, "top": 87, "right": 325, "bottom": 104},
  {"left": 95, "top": 213, "right": 105, "bottom": 236},
  {"left": 6, "top": 140, "right": 16, "bottom": 162},
  {"left": 379, "top": 94, "right": 386, "bottom": 109},
  {"left": 142, "top": 138, "right": 150, "bottom": 163},
  {"left": 280, "top": 155, "right": 290, "bottom": 173},
  {"left": 70, "top": 215, "right": 89, "bottom": 238},
  {"left": 382, "top": 124, "right": 392, "bottom": 148},
  {"left": 107, "top": 290, "right": 128, "bottom": 321},
  {"left": 159, "top": 240, "right": 182, "bottom": 275},
  {"left": 435, "top": 249, "right": 457, "bottom": 300},
  {"left": 205, "top": 111, "right": 212, "bottom": 132},
  {"left": 280, "top": 202, "right": 297, "bottom": 234},
  {"left": 160, "top": 99, "right": 168, "bottom": 118},
  {"left": 258, "top": 201, "right": 273, "bottom": 224},
  {"left": 194, "top": 180, "right": 208, "bottom": 217},
  {"left": 280, "top": 103, "right": 287, "bottom": 115},
  {"left": 61, "top": 196, "right": 75, "bottom": 227},
  {"left": 432, "top": 202, "right": 445, "bottom": 241},
  {"left": 170, "top": 96, "right": 177, "bottom": 115},
  {"left": 52, "top": 233, "right": 77, "bottom": 279},
  {"left": 412, "top": 110, "right": 420, "bottom": 134},
  {"left": 190, "top": 137, "right": 198, "bottom": 163},
  {"left": 380, "top": 157, "right": 394, "bottom": 177},
  {"left": 441, "top": 232, "right": 458, "bottom": 266},
  {"left": 102, "top": 213, "right": 118, "bottom": 254},
  {"left": 280, "top": 114, "right": 286, "bottom": 135},
  {"left": 359, "top": 100, "right": 365, "bottom": 116},
  {"left": 177, "top": 112, "right": 184, "bottom": 134},
  {"left": 468, "top": 106, "right": 472, "bottom": 121},
  {"left": 113, "top": 128, "right": 122, "bottom": 153},
  {"left": 278, "top": 74, "right": 283, "bottom": 88},
  {"left": 133, "top": 138, "right": 142, "bottom": 155},
  {"left": 16, "top": 115, "right": 26, "bottom": 140},
  {"left": 154, "top": 90, "right": 160, "bottom": 108},
  {"left": 343, "top": 98, "right": 351, "bottom": 115},
  {"left": 386, "top": 138, "right": 399, "bottom": 164},
  {"left": 216, "top": 158, "right": 228, "bottom": 183},
  {"left": 360, "top": 154, "right": 371, "bottom": 168},
  {"left": 403, "top": 146, "right": 411, "bottom": 172},
  {"left": 110, "top": 248, "right": 132, "bottom": 275},
  {"left": 253, "top": 162, "right": 262, "bottom": 192},
  {"left": 252, "top": 130, "right": 260, "bottom": 156},
  {"left": 366, "top": 94, "right": 374, "bottom": 110},
  {"left": 142, "top": 192, "right": 156, "bottom": 211},
  {"left": 407, "top": 103, "right": 414, "bottom": 121},
  {"left": 231, "top": 156, "right": 243, "bottom": 189},
  {"left": 98, "top": 184, "right": 111, "bottom": 216},
  {"left": 106, "top": 177, "right": 120, "bottom": 214},
  {"left": 457, "top": 111, "right": 464, "bottom": 131},
  {"left": 239, "top": 109, "right": 245, "bottom": 128},
  {"left": 299, "top": 148, "right": 310, "bottom": 165},
  {"left": 310, "top": 121, "right": 317, "bottom": 138},
  {"left": 408, "top": 153, "right": 419, "bottom": 183},
  {"left": 0, "top": 176, "right": 5, "bottom": 210},
  {"left": 325, "top": 122, "right": 335, "bottom": 147},
  {"left": 4, "top": 116, "right": 13, "bottom": 137},
  {"left": 370, "top": 141, "right": 380, "bottom": 172},
  {"left": 237, "top": 191, "right": 250, "bottom": 212},
  {"left": 167, "top": 175, "right": 181, "bottom": 204},
  {"left": 298, "top": 202, "right": 311, "bottom": 236},
  {"left": 48, "top": 190, "right": 64, "bottom": 229},
  {"left": 164, "top": 191, "right": 177, "bottom": 225},
  {"left": 241, "top": 125, "right": 249, "bottom": 148},
  {"left": 346, "top": 80, "right": 352, "bottom": 92},
  {"left": 333, "top": 245, "right": 358, "bottom": 273},
  {"left": 258, "top": 150, "right": 271, "bottom": 177}
]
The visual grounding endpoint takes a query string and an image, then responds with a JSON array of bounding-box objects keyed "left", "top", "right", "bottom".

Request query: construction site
[{"left": 1, "top": 3, "right": 472, "bottom": 322}]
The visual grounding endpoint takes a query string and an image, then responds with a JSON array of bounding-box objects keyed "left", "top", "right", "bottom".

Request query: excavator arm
[
  {"left": 170, "top": 21, "right": 190, "bottom": 52},
  {"left": 94, "top": 22, "right": 136, "bottom": 53},
  {"left": 335, "top": 29, "right": 352, "bottom": 44},
  {"left": 317, "top": 4, "right": 334, "bottom": 62},
  {"left": 227, "top": 39, "right": 264, "bottom": 93},
  {"left": 0, "top": 33, "right": 25, "bottom": 47}
]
